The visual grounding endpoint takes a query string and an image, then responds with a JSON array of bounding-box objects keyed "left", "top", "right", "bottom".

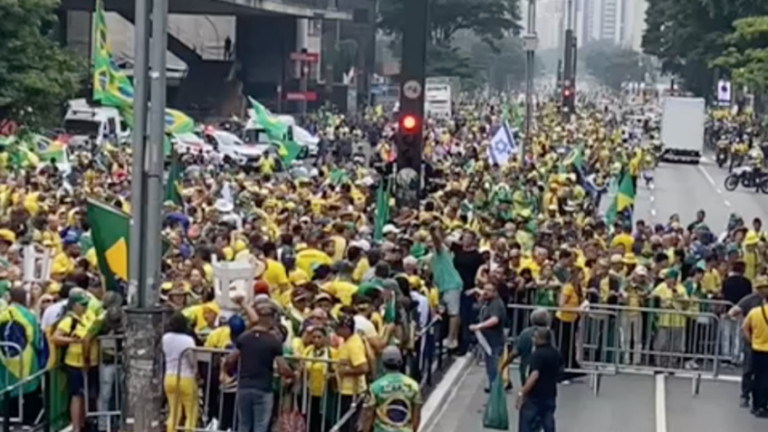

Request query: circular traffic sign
[{"left": 402, "top": 80, "right": 422, "bottom": 99}]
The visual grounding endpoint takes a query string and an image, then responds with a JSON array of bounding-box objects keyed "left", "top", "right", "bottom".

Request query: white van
[
  {"left": 63, "top": 99, "right": 130, "bottom": 147},
  {"left": 242, "top": 112, "right": 318, "bottom": 157}
]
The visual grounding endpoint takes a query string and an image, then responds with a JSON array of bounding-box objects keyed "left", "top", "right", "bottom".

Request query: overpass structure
[{"left": 59, "top": 0, "right": 353, "bottom": 118}]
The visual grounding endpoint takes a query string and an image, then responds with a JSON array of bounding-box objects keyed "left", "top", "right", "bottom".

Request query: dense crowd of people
[{"left": 1, "top": 95, "right": 768, "bottom": 432}]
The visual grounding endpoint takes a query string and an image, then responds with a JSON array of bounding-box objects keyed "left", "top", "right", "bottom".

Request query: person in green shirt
[{"left": 362, "top": 346, "right": 422, "bottom": 432}]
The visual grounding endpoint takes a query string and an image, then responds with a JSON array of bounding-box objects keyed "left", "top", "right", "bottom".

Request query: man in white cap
[{"left": 361, "top": 346, "right": 422, "bottom": 432}]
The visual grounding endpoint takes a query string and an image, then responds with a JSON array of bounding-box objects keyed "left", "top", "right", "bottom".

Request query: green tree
[
  {"left": 378, "top": 0, "right": 521, "bottom": 48},
  {"left": 0, "top": 0, "right": 85, "bottom": 128},
  {"left": 379, "top": 0, "right": 521, "bottom": 79},
  {"left": 461, "top": 36, "right": 541, "bottom": 90},
  {"left": 580, "top": 41, "right": 649, "bottom": 91},
  {"left": 713, "top": 17, "right": 768, "bottom": 94},
  {"left": 642, "top": 0, "right": 768, "bottom": 97}
]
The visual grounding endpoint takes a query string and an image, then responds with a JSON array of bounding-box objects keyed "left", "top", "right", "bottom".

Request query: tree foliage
[
  {"left": 378, "top": 0, "right": 521, "bottom": 80},
  {"left": 713, "top": 17, "right": 768, "bottom": 93},
  {"left": 580, "top": 41, "right": 649, "bottom": 91},
  {"left": 642, "top": 0, "right": 768, "bottom": 97},
  {"left": 378, "top": 0, "right": 521, "bottom": 48},
  {"left": 0, "top": 0, "right": 85, "bottom": 128},
  {"left": 460, "top": 36, "right": 541, "bottom": 90}
]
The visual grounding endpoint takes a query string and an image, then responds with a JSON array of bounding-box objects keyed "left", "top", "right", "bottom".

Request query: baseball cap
[{"left": 381, "top": 346, "right": 403, "bottom": 367}]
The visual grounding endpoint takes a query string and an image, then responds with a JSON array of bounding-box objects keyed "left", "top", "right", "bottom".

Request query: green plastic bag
[{"left": 482, "top": 376, "right": 509, "bottom": 430}]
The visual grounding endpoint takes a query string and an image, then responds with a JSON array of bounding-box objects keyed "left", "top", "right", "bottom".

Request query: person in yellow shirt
[
  {"left": 322, "top": 261, "right": 358, "bottom": 306},
  {"left": 335, "top": 314, "right": 370, "bottom": 431},
  {"left": 303, "top": 325, "right": 338, "bottom": 431},
  {"left": 554, "top": 268, "right": 585, "bottom": 380},
  {"left": 295, "top": 238, "right": 333, "bottom": 280},
  {"left": 329, "top": 223, "right": 348, "bottom": 262},
  {"left": 261, "top": 242, "right": 290, "bottom": 300},
  {"left": 742, "top": 276, "right": 768, "bottom": 416},
  {"left": 743, "top": 231, "right": 760, "bottom": 283},
  {"left": 51, "top": 291, "right": 99, "bottom": 432},
  {"left": 51, "top": 240, "right": 81, "bottom": 278},
  {"left": 651, "top": 268, "right": 689, "bottom": 369}
]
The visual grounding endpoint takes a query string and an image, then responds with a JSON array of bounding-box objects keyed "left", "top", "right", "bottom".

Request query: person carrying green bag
[{"left": 515, "top": 327, "right": 562, "bottom": 432}]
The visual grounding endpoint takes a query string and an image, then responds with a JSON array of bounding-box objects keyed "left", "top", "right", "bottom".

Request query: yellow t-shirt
[
  {"left": 56, "top": 313, "right": 99, "bottom": 368},
  {"left": 322, "top": 280, "right": 358, "bottom": 306},
  {"left": 296, "top": 248, "right": 333, "bottom": 279},
  {"left": 651, "top": 282, "right": 688, "bottom": 328},
  {"left": 263, "top": 259, "right": 290, "bottom": 295},
  {"left": 701, "top": 269, "right": 721, "bottom": 295},
  {"left": 205, "top": 326, "right": 232, "bottom": 349},
  {"left": 336, "top": 333, "right": 368, "bottom": 395},
  {"left": 556, "top": 283, "right": 580, "bottom": 323},
  {"left": 743, "top": 249, "right": 758, "bottom": 283},
  {"left": 610, "top": 233, "right": 634, "bottom": 253},
  {"left": 303, "top": 345, "right": 338, "bottom": 397},
  {"left": 352, "top": 258, "right": 370, "bottom": 283},
  {"left": 51, "top": 252, "right": 75, "bottom": 276},
  {"left": 330, "top": 235, "right": 347, "bottom": 262},
  {"left": 746, "top": 305, "right": 768, "bottom": 352}
]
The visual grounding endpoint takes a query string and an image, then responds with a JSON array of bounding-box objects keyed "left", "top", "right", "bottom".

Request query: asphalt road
[
  {"left": 423, "top": 158, "right": 768, "bottom": 432},
  {"left": 424, "top": 363, "right": 765, "bottom": 432}
]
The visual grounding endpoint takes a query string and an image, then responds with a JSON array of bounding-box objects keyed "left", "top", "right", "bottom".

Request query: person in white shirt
[
  {"left": 162, "top": 312, "right": 198, "bottom": 432},
  {"left": 41, "top": 283, "right": 79, "bottom": 332}
]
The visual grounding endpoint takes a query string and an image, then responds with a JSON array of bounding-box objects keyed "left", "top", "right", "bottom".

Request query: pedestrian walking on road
[{"left": 516, "top": 326, "right": 561, "bottom": 432}]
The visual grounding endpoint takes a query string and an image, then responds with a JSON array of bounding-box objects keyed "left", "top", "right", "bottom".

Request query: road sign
[
  {"left": 290, "top": 52, "right": 319, "bottom": 63},
  {"left": 717, "top": 79, "right": 731, "bottom": 106},
  {"left": 286, "top": 91, "right": 318, "bottom": 102},
  {"left": 402, "top": 80, "right": 422, "bottom": 99}
]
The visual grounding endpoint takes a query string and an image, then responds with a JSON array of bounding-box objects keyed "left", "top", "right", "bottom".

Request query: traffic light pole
[
  {"left": 395, "top": 0, "right": 428, "bottom": 209},
  {"left": 561, "top": 0, "right": 576, "bottom": 119}
]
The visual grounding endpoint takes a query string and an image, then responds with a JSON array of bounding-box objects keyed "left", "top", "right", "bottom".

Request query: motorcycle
[
  {"left": 723, "top": 166, "right": 768, "bottom": 193},
  {"left": 716, "top": 141, "right": 729, "bottom": 168}
]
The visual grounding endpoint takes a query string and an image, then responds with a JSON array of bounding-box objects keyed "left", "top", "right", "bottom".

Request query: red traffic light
[
  {"left": 400, "top": 115, "right": 419, "bottom": 132},
  {"left": 563, "top": 88, "right": 572, "bottom": 97}
]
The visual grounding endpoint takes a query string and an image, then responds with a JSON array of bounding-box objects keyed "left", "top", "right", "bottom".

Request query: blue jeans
[
  {"left": 484, "top": 344, "right": 504, "bottom": 387},
  {"left": 518, "top": 397, "right": 556, "bottom": 432},
  {"left": 237, "top": 388, "right": 274, "bottom": 432}
]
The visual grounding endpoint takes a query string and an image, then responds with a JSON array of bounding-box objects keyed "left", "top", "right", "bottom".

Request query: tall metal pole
[
  {"left": 523, "top": 0, "right": 538, "bottom": 164},
  {"left": 128, "top": 0, "right": 150, "bottom": 308},
  {"left": 123, "top": 0, "right": 168, "bottom": 430},
  {"left": 145, "top": 0, "right": 168, "bottom": 306}
]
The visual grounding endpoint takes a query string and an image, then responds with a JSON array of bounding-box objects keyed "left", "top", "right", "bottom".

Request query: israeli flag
[{"left": 487, "top": 122, "right": 518, "bottom": 165}]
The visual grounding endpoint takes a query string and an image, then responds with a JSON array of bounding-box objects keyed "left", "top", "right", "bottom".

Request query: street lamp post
[{"left": 523, "top": 0, "right": 538, "bottom": 164}]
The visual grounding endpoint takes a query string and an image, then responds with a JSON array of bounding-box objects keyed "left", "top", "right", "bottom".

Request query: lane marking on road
[
  {"left": 655, "top": 373, "right": 668, "bottom": 432},
  {"left": 420, "top": 355, "right": 473, "bottom": 432},
  {"left": 698, "top": 164, "right": 719, "bottom": 191},
  {"left": 724, "top": 200, "right": 731, "bottom": 207}
]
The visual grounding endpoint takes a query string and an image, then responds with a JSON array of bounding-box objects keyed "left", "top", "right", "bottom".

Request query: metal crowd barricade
[
  {"left": 506, "top": 303, "right": 619, "bottom": 395},
  {"left": 0, "top": 364, "right": 54, "bottom": 432},
  {"left": 83, "top": 335, "right": 125, "bottom": 432}
]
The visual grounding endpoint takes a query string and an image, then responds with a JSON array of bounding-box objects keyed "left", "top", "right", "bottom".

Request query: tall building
[
  {"left": 534, "top": 0, "right": 565, "bottom": 50},
  {"left": 625, "top": 0, "right": 648, "bottom": 51}
]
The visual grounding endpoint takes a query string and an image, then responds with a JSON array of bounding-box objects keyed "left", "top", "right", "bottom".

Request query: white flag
[{"left": 487, "top": 122, "right": 517, "bottom": 165}]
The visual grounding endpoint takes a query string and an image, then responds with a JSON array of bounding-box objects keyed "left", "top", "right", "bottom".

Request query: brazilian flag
[
  {"left": 86, "top": 198, "right": 130, "bottom": 290},
  {"left": 0, "top": 304, "right": 48, "bottom": 396}
]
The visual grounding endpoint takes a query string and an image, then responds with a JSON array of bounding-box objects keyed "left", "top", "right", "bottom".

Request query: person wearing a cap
[
  {"left": 382, "top": 224, "right": 400, "bottom": 243},
  {"left": 224, "top": 300, "right": 293, "bottom": 432},
  {"left": 741, "top": 275, "right": 768, "bottom": 417},
  {"left": 361, "top": 346, "right": 422, "bottom": 432},
  {"left": 650, "top": 268, "right": 689, "bottom": 369},
  {"left": 620, "top": 266, "right": 650, "bottom": 365},
  {"left": 51, "top": 289, "right": 99, "bottom": 432}
]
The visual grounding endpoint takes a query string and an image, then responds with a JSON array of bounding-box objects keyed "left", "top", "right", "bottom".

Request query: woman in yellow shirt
[
  {"left": 51, "top": 292, "right": 98, "bottom": 432},
  {"left": 555, "top": 267, "right": 584, "bottom": 381}
]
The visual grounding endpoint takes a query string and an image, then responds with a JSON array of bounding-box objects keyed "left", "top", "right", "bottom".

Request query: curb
[{"left": 419, "top": 354, "right": 474, "bottom": 432}]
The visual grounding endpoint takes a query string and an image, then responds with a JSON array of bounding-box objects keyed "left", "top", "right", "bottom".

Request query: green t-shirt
[
  {"left": 429, "top": 248, "right": 463, "bottom": 293},
  {"left": 365, "top": 373, "right": 423, "bottom": 432}
]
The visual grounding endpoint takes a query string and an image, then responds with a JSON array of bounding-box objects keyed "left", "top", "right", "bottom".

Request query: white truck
[
  {"left": 660, "top": 96, "right": 705, "bottom": 164},
  {"left": 63, "top": 99, "right": 130, "bottom": 147}
]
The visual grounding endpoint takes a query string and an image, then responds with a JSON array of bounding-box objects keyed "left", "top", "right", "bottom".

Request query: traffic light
[
  {"left": 562, "top": 81, "right": 575, "bottom": 112},
  {"left": 399, "top": 114, "right": 420, "bottom": 135}
]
